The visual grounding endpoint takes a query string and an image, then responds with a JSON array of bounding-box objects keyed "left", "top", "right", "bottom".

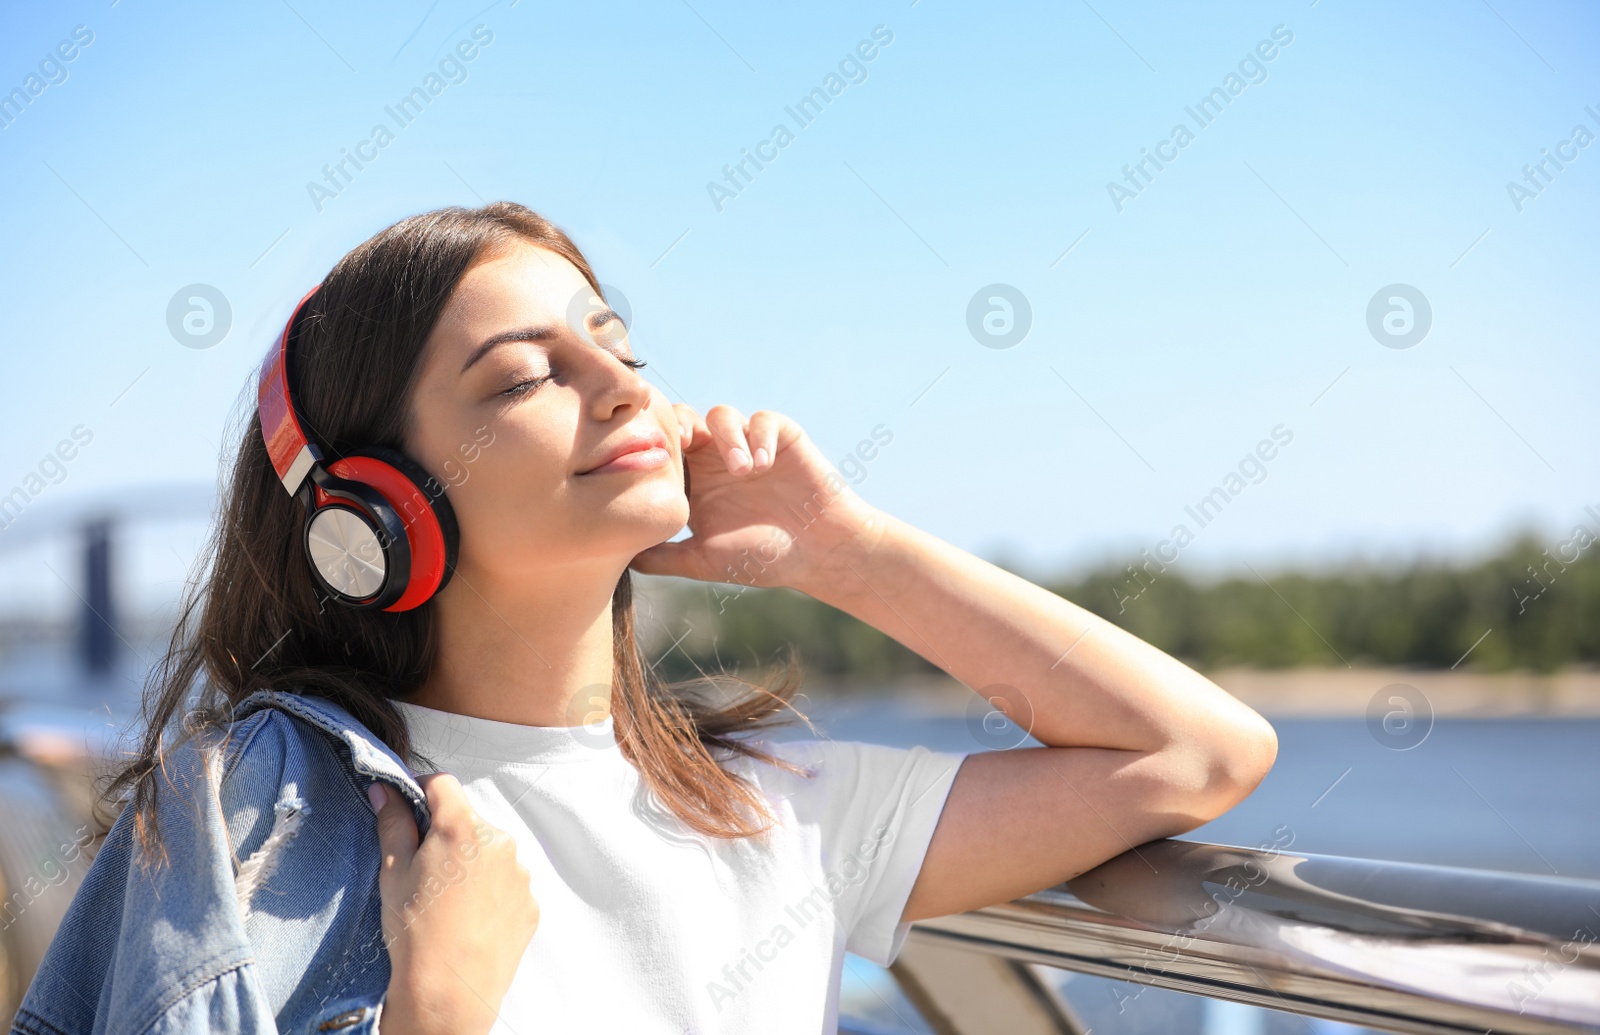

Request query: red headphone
[{"left": 257, "top": 284, "right": 460, "bottom": 612}]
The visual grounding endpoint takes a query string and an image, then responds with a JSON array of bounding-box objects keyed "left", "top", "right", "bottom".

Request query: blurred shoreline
[{"left": 804, "top": 666, "right": 1600, "bottom": 719}]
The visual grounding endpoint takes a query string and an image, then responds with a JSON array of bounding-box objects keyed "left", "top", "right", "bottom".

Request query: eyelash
[{"left": 500, "top": 357, "right": 648, "bottom": 397}]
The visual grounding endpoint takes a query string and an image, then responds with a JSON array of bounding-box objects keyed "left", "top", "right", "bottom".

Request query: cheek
[
  {"left": 445, "top": 422, "right": 572, "bottom": 538},
  {"left": 403, "top": 382, "right": 476, "bottom": 482}
]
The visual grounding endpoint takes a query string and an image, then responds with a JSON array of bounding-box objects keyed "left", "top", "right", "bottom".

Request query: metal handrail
[{"left": 891, "top": 836, "right": 1600, "bottom": 1035}]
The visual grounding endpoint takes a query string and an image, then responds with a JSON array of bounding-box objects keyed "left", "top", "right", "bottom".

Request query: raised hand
[{"left": 629, "top": 403, "right": 884, "bottom": 594}]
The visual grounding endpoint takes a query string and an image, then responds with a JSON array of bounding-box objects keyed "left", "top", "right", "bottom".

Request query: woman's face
[{"left": 406, "top": 240, "right": 688, "bottom": 586}]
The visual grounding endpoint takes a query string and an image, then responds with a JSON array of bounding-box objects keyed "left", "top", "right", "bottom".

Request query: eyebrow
[{"left": 458, "top": 309, "right": 625, "bottom": 375}]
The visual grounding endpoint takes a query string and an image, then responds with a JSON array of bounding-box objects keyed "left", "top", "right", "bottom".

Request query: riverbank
[
  {"left": 810, "top": 666, "right": 1600, "bottom": 718},
  {"left": 1208, "top": 665, "right": 1600, "bottom": 717}
]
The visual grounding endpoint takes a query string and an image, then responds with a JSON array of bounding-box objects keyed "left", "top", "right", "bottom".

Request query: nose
[{"left": 586, "top": 347, "right": 652, "bottom": 422}]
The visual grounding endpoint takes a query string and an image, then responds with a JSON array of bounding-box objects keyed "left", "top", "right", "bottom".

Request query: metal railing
[{"left": 886, "top": 838, "right": 1600, "bottom": 1035}]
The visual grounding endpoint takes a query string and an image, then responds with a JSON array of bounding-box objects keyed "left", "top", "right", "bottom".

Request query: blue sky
[{"left": 1, "top": 0, "right": 1596, "bottom": 613}]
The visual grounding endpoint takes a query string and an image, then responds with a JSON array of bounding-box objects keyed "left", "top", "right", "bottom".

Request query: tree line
[{"left": 638, "top": 529, "right": 1598, "bottom": 684}]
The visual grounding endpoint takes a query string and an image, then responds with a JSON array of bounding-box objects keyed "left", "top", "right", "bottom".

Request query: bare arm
[{"left": 793, "top": 506, "right": 1279, "bottom": 922}]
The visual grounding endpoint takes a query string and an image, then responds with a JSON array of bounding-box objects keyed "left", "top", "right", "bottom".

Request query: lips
[{"left": 578, "top": 427, "right": 670, "bottom": 475}]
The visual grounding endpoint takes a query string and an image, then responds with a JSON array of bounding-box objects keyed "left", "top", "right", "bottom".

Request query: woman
[{"left": 13, "top": 202, "right": 1277, "bottom": 1034}]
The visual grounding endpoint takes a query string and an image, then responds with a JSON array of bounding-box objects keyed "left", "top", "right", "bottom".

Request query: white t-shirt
[{"left": 390, "top": 699, "right": 967, "bottom": 1035}]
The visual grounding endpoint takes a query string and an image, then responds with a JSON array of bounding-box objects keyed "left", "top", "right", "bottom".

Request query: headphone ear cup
[
  {"left": 327, "top": 447, "right": 459, "bottom": 610},
  {"left": 302, "top": 480, "right": 411, "bottom": 610}
]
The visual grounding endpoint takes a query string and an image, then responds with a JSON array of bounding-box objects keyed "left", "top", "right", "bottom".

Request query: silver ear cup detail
[{"left": 306, "top": 506, "right": 387, "bottom": 599}]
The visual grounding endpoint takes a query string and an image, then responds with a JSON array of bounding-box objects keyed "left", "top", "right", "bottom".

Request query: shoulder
[
  {"left": 728, "top": 736, "right": 968, "bottom": 823},
  {"left": 117, "top": 704, "right": 371, "bottom": 895},
  {"left": 138, "top": 701, "right": 377, "bottom": 884},
  {"left": 215, "top": 703, "right": 322, "bottom": 786},
  {"left": 208, "top": 704, "right": 375, "bottom": 849},
  {"left": 146, "top": 705, "right": 349, "bottom": 818},
  {"left": 725, "top": 737, "right": 969, "bottom": 966},
  {"left": 147, "top": 704, "right": 307, "bottom": 790}
]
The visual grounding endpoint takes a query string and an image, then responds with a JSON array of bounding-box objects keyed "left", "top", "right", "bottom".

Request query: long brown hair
[{"left": 103, "top": 201, "right": 814, "bottom": 867}]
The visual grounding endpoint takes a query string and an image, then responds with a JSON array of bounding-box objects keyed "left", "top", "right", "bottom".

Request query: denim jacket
[{"left": 10, "top": 690, "right": 435, "bottom": 1035}]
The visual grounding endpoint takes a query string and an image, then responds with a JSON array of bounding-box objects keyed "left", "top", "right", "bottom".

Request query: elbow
[
  {"left": 1206, "top": 711, "right": 1278, "bottom": 814},
  {"left": 1159, "top": 710, "right": 1278, "bottom": 832},
  {"left": 1233, "top": 713, "right": 1279, "bottom": 793}
]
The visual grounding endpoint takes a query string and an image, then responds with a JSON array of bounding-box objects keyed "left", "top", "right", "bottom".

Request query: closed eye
[
  {"left": 499, "top": 357, "right": 647, "bottom": 399},
  {"left": 500, "top": 375, "right": 551, "bottom": 398}
]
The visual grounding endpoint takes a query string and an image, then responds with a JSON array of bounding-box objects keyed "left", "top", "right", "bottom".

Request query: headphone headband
[{"left": 258, "top": 284, "right": 324, "bottom": 496}]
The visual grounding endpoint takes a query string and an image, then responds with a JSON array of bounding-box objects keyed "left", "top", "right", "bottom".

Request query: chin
[{"left": 597, "top": 490, "right": 689, "bottom": 540}]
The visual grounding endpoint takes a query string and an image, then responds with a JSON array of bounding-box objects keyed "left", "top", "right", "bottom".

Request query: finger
[
  {"left": 704, "top": 404, "right": 753, "bottom": 475},
  {"left": 744, "top": 410, "right": 784, "bottom": 472},
  {"left": 370, "top": 780, "right": 418, "bottom": 873},
  {"left": 421, "top": 771, "right": 485, "bottom": 845},
  {"left": 672, "top": 402, "right": 709, "bottom": 453}
]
